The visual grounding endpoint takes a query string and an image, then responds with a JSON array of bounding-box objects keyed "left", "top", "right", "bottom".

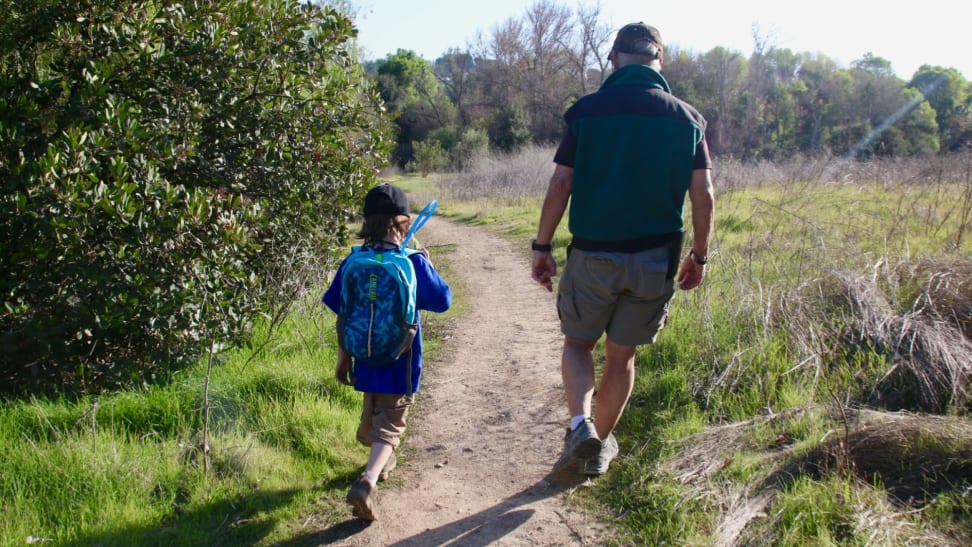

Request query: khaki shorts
[
  {"left": 357, "top": 393, "right": 413, "bottom": 448},
  {"left": 557, "top": 246, "right": 676, "bottom": 346}
]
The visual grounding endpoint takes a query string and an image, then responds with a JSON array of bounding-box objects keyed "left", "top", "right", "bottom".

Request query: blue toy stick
[{"left": 402, "top": 199, "right": 437, "bottom": 250}]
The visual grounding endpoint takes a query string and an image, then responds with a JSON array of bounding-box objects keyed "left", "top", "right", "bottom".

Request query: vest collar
[{"left": 601, "top": 64, "right": 671, "bottom": 93}]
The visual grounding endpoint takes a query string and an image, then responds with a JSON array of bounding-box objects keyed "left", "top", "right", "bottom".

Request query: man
[{"left": 531, "top": 22, "right": 714, "bottom": 483}]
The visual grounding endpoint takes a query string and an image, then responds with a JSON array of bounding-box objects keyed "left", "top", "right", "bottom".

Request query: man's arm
[
  {"left": 676, "top": 168, "right": 715, "bottom": 290},
  {"left": 532, "top": 164, "right": 573, "bottom": 291}
]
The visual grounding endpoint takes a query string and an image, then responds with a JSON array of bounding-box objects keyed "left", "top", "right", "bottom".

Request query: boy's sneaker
[
  {"left": 346, "top": 478, "right": 377, "bottom": 521},
  {"left": 550, "top": 418, "right": 602, "bottom": 483},
  {"left": 378, "top": 452, "right": 397, "bottom": 482},
  {"left": 584, "top": 432, "right": 619, "bottom": 477}
]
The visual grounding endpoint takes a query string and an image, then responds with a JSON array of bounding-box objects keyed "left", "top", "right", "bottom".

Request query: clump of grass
[
  {"left": 641, "top": 407, "right": 972, "bottom": 545},
  {"left": 774, "top": 259, "right": 972, "bottom": 414},
  {"left": 440, "top": 145, "right": 553, "bottom": 203}
]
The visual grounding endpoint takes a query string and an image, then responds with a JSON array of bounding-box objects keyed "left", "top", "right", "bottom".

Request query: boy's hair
[{"left": 357, "top": 213, "right": 412, "bottom": 243}]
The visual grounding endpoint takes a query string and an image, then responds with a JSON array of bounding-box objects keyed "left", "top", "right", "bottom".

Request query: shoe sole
[
  {"left": 584, "top": 459, "right": 610, "bottom": 476},
  {"left": 549, "top": 436, "right": 602, "bottom": 483},
  {"left": 347, "top": 491, "right": 376, "bottom": 521},
  {"left": 585, "top": 435, "right": 619, "bottom": 477}
]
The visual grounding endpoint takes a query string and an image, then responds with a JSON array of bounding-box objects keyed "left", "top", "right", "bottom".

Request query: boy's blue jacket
[{"left": 323, "top": 251, "right": 451, "bottom": 395}]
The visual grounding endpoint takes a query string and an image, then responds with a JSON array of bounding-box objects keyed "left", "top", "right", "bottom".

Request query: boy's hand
[{"left": 335, "top": 354, "right": 352, "bottom": 386}]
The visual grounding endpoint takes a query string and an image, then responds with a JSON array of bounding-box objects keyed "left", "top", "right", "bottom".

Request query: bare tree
[
  {"left": 435, "top": 48, "right": 476, "bottom": 125},
  {"left": 570, "top": 0, "right": 612, "bottom": 92},
  {"left": 523, "top": 0, "right": 576, "bottom": 141}
]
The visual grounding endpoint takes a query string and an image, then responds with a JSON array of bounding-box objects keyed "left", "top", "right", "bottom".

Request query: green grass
[
  {"left": 0, "top": 256, "right": 458, "bottom": 546},
  {"left": 0, "top": 303, "right": 362, "bottom": 546}
]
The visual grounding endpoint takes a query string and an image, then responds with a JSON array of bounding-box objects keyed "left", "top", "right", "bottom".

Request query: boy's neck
[{"left": 367, "top": 236, "right": 403, "bottom": 248}]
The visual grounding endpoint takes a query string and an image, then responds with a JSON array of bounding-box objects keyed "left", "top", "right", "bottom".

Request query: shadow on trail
[{"left": 283, "top": 477, "right": 572, "bottom": 546}]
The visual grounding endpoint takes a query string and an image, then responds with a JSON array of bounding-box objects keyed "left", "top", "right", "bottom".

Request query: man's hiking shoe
[
  {"left": 584, "top": 432, "right": 619, "bottom": 477},
  {"left": 346, "top": 478, "right": 377, "bottom": 521},
  {"left": 378, "top": 452, "right": 397, "bottom": 482},
  {"left": 550, "top": 418, "right": 601, "bottom": 483}
]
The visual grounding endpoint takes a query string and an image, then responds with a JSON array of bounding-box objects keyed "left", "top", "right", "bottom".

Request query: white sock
[
  {"left": 569, "top": 414, "right": 588, "bottom": 431},
  {"left": 363, "top": 471, "right": 379, "bottom": 487}
]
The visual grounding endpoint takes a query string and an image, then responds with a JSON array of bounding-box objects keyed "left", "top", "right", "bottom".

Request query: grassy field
[
  {"left": 2, "top": 152, "right": 971, "bottom": 545},
  {"left": 433, "top": 151, "right": 972, "bottom": 545}
]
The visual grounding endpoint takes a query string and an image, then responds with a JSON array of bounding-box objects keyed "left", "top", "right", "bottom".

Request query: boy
[{"left": 322, "top": 183, "right": 451, "bottom": 521}]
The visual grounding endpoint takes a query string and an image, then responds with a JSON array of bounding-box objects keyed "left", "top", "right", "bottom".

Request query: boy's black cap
[
  {"left": 363, "top": 183, "right": 409, "bottom": 216},
  {"left": 612, "top": 22, "right": 663, "bottom": 55}
]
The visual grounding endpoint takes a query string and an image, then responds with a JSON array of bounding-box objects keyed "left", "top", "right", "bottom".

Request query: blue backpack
[{"left": 336, "top": 201, "right": 436, "bottom": 366}]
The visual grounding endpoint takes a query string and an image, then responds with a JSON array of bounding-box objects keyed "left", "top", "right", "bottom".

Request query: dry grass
[
  {"left": 716, "top": 153, "right": 972, "bottom": 191},
  {"left": 775, "top": 258, "right": 972, "bottom": 414},
  {"left": 660, "top": 407, "right": 972, "bottom": 546},
  {"left": 439, "top": 144, "right": 553, "bottom": 202}
]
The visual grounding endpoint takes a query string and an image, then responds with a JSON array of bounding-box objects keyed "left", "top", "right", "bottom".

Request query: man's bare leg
[
  {"left": 561, "top": 336, "right": 597, "bottom": 419},
  {"left": 593, "top": 338, "right": 637, "bottom": 439}
]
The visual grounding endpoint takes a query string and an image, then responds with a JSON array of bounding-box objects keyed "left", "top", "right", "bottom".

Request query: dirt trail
[{"left": 308, "top": 216, "right": 610, "bottom": 545}]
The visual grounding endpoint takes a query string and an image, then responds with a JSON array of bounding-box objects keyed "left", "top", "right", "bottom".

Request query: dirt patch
[{"left": 299, "top": 216, "right": 611, "bottom": 545}]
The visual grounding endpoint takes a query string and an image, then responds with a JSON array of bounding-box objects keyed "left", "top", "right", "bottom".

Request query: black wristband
[
  {"left": 689, "top": 249, "right": 707, "bottom": 265},
  {"left": 531, "top": 239, "right": 552, "bottom": 252}
]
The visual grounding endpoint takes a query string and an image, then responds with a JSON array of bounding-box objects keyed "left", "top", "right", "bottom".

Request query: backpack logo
[{"left": 336, "top": 247, "right": 419, "bottom": 366}]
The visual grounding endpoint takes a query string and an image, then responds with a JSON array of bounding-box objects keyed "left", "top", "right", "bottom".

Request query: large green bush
[{"left": 0, "top": 0, "right": 389, "bottom": 394}]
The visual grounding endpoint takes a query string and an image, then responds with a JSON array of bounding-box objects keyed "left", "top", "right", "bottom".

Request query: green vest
[{"left": 565, "top": 65, "right": 705, "bottom": 241}]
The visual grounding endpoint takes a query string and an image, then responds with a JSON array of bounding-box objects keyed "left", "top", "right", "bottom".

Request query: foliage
[
  {"left": 410, "top": 139, "right": 449, "bottom": 176},
  {"left": 357, "top": 0, "right": 972, "bottom": 169},
  {"left": 447, "top": 127, "right": 489, "bottom": 171},
  {"left": 0, "top": 0, "right": 389, "bottom": 394},
  {"left": 910, "top": 65, "right": 972, "bottom": 152},
  {"left": 374, "top": 48, "right": 456, "bottom": 167},
  {"left": 488, "top": 102, "right": 533, "bottom": 153}
]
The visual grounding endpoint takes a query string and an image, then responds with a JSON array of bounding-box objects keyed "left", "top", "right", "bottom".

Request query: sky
[{"left": 352, "top": 0, "right": 969, "bottom": 81}]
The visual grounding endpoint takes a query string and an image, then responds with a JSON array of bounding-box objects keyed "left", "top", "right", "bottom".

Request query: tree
[
  {"left": 910, "top": 66, "right": 972, "bottom": 152},
  {"left": 522, "top": 0, "right": 576, "bottom": 142},
  {"left": 794, "top": 54, "right": 852, "bottom": 154},
  {"left": 435, "top": 48, "right": 477, "bottom": 125},
  {"left": 375, "top": 49, "right": 456, "bottom": 166},
  {"left": 489, "top": 102, "right": 533, "bottom": 152},
  {"left": 741, "top": 47, "right": 804, "bottom": 159},
  {"left": 565, "top": 0, "right": 611, "bottom": 93},
  {"left": 0, "top": 0, "right": 388, "bottom": 394},
  {"left": 667, "top": 46, "right": 747, "bottom": 156},
  {"left": 842, "top": 54, "right": 940, "bottom": 157}
]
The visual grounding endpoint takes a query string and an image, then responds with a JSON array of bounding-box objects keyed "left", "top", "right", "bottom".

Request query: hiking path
[{"left": 302, "top": 215, "right": 611, "bottom": 546}]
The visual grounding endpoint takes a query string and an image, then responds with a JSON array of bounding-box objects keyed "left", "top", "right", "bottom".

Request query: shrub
[
  {"left": 0, "top": 0, "right": 389, "bottom": 395},
  {"left": 410, "top": 139, "right": 449, "bottom": 176}
]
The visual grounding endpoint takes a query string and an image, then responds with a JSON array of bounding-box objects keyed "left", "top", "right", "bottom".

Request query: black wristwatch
[
  {"left": 531, "top": 239, "right": 552, "bottom": 252},
  {"left": 689, "top": 249, "right": 707, "bottom": 265}
]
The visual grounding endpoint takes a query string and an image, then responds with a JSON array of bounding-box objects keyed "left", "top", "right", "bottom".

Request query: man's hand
[
  {"left": 531, "top": 251, "right": 557, "bottom": 292},
  {"left": 676, "top": 255, "right": 705, "bottom": 290}
]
